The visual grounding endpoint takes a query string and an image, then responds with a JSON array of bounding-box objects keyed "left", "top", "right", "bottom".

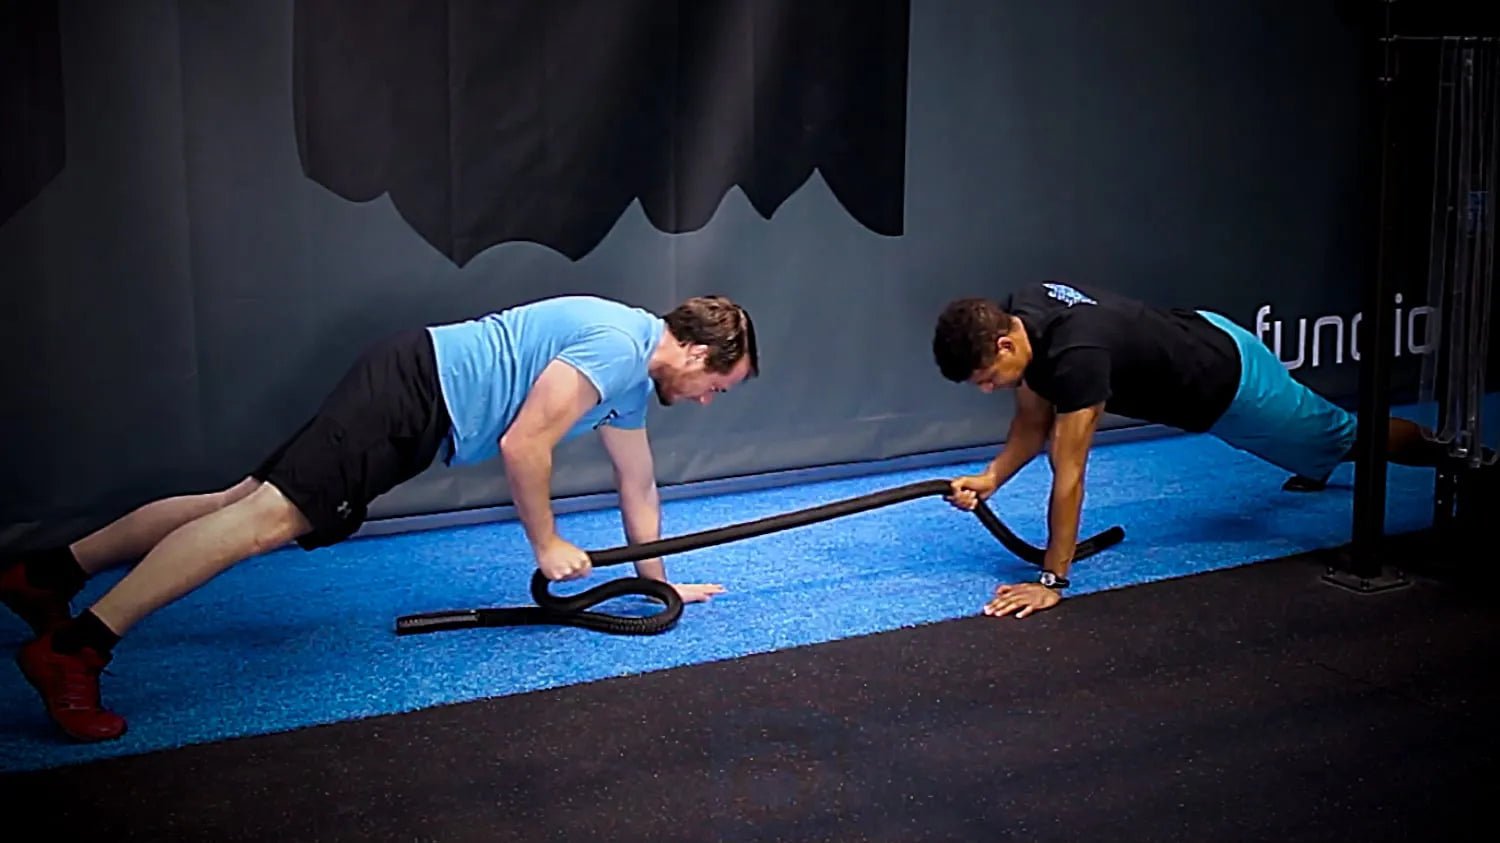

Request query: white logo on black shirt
[{"left": 1044, "top": 282, "right": 1097, "bottom": 307}]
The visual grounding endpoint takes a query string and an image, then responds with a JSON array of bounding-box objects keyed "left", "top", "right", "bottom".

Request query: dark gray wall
[{"left": 1, "top": 1, "right": 1406, "bottom": 547}]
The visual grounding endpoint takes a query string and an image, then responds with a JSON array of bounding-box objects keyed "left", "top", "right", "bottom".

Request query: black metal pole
[{"left": 1344, "top": 0, "right": 1398, "bottom": 581}]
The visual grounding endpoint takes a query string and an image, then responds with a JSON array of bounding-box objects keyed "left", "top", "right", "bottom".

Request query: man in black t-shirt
[{"left": 930, "top": 281, "right": 1445, "bottom": 619}]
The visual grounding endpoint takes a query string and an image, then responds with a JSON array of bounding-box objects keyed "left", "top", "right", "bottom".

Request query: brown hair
[{"left": 664, "top": 295, "right": 759, "bottom": 377}]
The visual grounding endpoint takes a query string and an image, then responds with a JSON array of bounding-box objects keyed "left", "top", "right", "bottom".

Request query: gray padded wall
[{"left": 1, "top": 1, "right": 1410, "bottom": 547}]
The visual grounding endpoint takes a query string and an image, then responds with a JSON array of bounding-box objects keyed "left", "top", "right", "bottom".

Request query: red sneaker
[
  {"left": 0, "top": 560, "right": 74, "bottom": 636},
  {"left": 17, "top": 632, "right": 127, "bottom": 742}
]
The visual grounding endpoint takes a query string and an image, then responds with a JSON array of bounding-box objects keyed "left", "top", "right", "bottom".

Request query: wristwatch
[{"left": 1038, "top": 571, "right": 1070, "bottom": 590}]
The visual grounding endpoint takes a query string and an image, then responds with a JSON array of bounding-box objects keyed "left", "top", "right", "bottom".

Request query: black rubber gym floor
[{"left": 3, "top": 528, "right": 1496, "bottom": 842}]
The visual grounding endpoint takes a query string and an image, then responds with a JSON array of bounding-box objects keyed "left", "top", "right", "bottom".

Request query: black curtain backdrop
[
  {"left": 292, "top": 0, "right": 908, "bottom": 264},
  {"left": 1, "top": 0, "right": 64, "bottom": 226}
]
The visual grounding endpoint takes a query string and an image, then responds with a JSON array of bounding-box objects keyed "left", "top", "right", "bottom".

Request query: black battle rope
[{"left": 394, "top": 478, "right": 1126, "bottom": 637}]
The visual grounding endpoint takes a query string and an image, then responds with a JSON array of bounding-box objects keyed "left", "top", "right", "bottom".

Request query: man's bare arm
[
  {"left": 1043, "top": 401, "right": 1104, "bottom": 578},
  {"left": 984, "top": 383, "right": 1056, "bottom": 485},
  {"left": 499, "top": 360, "right": 599, "bottom": 554},
  {"left": 598, "top": 425, "right": 664, "bottom": 580}
]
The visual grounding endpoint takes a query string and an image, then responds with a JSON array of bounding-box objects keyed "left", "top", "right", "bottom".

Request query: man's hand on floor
[{"left": 983, "top": 582, "right": 1061, "bottom": 619}]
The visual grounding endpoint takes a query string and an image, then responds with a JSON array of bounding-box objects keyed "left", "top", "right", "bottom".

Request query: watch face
[{"left": 1039, "top": 572, "right": 1056, "bottom": 586}]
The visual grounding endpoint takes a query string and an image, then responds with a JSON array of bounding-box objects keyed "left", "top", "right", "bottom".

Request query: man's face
[
  {"left": 654, "top": 350, "right": 753, "bottom": 406},
  {"left": 965, "top": 335, "right": 1028, "bottom": 394}
]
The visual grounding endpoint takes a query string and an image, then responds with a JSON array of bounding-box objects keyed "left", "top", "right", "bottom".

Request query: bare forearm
[
  {"left": 501, "top": 439, "right": 559, "bottom": 550},
  {"left": 986, "top": 422, "right": 1048, "bottom": 485},
  {"left": 1044, "top": 473, "right": 1084, "bottom": 576},
  {"left": 619, "top": 483, "right": 665, "bottom": 579}
]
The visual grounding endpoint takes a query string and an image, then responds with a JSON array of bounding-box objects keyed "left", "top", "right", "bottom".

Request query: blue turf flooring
[{"left": 1, "top": 399, "right": 1493, "bottom": 772}]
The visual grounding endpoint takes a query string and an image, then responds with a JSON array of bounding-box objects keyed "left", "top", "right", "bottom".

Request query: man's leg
[
  {"left": 87, "top": 482, "right": 310, "bottom": 634},
  {"left": 1383, "top": 416, "right": 1451, "bottom": 467},
  {"left": 12, "top": 327, "right": 448, "bottom": 742},
  {"left": 16, "top": 482, "right": 312, "bottom": 742},
  {"left": 72, "top": 476, "right": 265, "bottom": 574},
  {"left": 0, "top": 477, "right": 265, "bottom": 635},
  {"left": 1195, "top": 311, "right": 1360, "bottom": 488},
  {"left": 1289, "top": 417, "right": 1454, "bottom": 490}
]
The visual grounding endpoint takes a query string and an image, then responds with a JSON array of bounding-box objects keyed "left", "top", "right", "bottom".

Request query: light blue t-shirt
[{"left": 426, "top": 296, "right": 666, "bottom": 466}]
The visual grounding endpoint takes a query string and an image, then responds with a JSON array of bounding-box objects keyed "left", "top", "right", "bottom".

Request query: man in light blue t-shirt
[
  {"left": 4, "top": 294, "right": 759, "bottom": 743},
  {"left": 426, "top": 294, "right": 757, "bottom": 584}
]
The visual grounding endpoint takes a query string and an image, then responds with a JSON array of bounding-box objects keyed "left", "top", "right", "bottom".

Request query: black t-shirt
[{"left": 1003, "top": 281, "right": 1241, "bottom": 432}]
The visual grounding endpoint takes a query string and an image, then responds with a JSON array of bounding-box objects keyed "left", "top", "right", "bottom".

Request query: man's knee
[
  {"left": 217, "top": 477, "right": 263, "bottom": 508},
  {"left": 234, "top": 482, "right": 313, "bottom": 555}
]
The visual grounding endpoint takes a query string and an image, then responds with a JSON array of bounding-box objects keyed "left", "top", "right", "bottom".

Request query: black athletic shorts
[{"left": 251, "top": 328, "right": 452, "bottom": 550}]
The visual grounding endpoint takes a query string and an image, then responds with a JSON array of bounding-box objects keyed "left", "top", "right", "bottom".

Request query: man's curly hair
[{"left": 932, "top": 298, "right": 1013, "bottom": 382}]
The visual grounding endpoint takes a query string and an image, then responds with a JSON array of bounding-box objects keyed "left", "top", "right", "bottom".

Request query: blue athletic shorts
[{"left": 1198, "top": 310, "right": 1359, "bottom": 481}]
